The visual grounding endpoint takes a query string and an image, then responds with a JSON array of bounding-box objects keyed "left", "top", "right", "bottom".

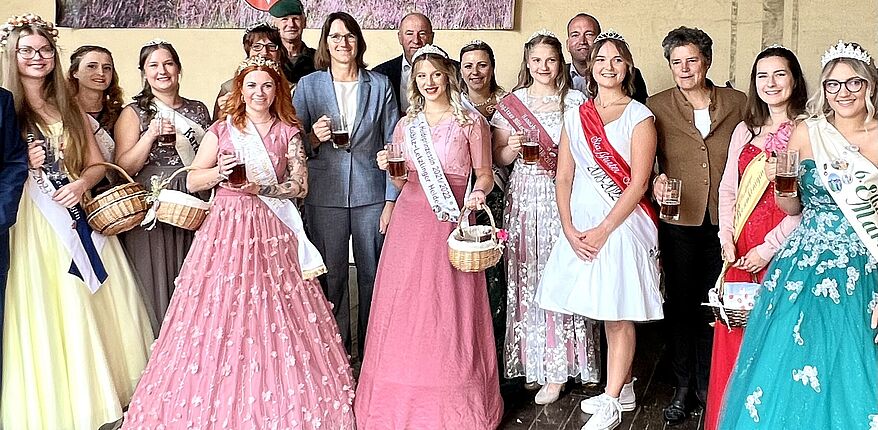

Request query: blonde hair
[
  {"left": 807, "top": 53, "right": 878, "bottom": 125},
  {"left": 405, "top": 54, "right": 470, "bottom": 126},
  {"left": 512, "top": 35, "right": 571, "bottom": 113},
  {"left": 1, "top": 24, "right": 90, "bottom": 177}
]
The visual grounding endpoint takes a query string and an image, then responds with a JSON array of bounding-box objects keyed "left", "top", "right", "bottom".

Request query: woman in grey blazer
[{"left": 292, "top": 11, "right": 399, "bottom": 361}]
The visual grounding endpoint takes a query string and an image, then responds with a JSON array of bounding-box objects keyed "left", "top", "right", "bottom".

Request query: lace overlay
[{"left": 495, "top": 88, "right": 600, "bottom": 384}]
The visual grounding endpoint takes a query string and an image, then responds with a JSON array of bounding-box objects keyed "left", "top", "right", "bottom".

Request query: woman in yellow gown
[{"left": 0, "top": 15, "right": 154, "bottom": 429}]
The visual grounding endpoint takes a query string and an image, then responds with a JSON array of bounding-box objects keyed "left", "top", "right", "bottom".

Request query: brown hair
[
  {"left": 585, "top": 37, "right": 637, "bottom": 97},
  {"left": 224, "top": 64, "right": 299, "bottom": 130},
  {"left": 512, "top": 34, "right": 571, "bottom": 111},
  {"left": 133, "top": 41, "right": 183, "bottom": 123},
  {"left": 67, "top": 45, "right": 125, "bottom": 131},
  {"left": 314, "top": 12, "right": 367, "bottom": 70},
  {"left": 743, "top": 46, "right": 808, "bottom": 135},
  {"left": 1, "top": 24, "right": 90, "bottom": 177}
]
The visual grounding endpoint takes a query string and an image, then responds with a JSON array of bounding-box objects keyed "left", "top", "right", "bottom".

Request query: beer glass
[
  {"left": 226, "top": 150, "right": 248, "bottom": 187},
  {"left": 520, "top": 129, "right": 540, "bottom": 165},
  {"left": 330, "top": 114, "right": 350, "bottom": 150},
  {"left": 659, "top": 178, "right": 682, "bottom": 221},
  {"left": 775, "top": 149, "right": 799, "bottom": 198},
  {"left": 387, "top": 142, "right": 407, "bottom": 180},
  {"left": 156, "top": 110, "right": 176, "bottom": 147}
]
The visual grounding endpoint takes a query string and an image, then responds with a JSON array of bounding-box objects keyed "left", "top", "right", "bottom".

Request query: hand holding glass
[
  {"left": 330, "top": 114, "right": 350, "bottom": 150},
  {"left": 521, "top": 129, "right": 540, "bottom": 165},
  {"left": 659, "top": 178, "right": 682, "bottom": 221},
  {"left": 775, "top": 149, "right": 799, "bottom": 197},
  {"left": 387, "top": 142, "right": 406, "bottom": 179}
]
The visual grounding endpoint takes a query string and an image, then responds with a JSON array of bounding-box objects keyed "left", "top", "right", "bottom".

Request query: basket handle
[
  {"left": 163, "top": 165, "right": 216, "bottom": 204},
  {"left": 454, "top": 204, "right": 499, "bottom": 245}
]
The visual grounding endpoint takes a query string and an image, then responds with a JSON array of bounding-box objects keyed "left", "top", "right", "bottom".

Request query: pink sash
[
  {"left": 495, "top": 94, "right": 557, "bottom": 173},
  {"left": 579, "top": 99, "right": 658, "bottom": 226}
]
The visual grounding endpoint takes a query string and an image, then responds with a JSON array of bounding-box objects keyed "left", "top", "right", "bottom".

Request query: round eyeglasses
[
  {"left": 823, "top": 78, "right": 866, "bottom": 94},
  {"left": 16, "top": 46, "right": 56, "bottom": 60}
]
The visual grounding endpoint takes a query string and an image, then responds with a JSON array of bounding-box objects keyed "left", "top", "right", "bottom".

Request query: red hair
[{"left": 223, "top": 65, "right": 299, "bottom": 130}]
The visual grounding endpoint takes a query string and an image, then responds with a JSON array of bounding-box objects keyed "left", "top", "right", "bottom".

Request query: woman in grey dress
[{"left": 114, "top": 40, "right": 212, "bottom": 334}]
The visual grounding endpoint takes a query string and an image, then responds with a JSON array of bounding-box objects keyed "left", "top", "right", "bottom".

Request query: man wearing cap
[
  {"left": 269, "top": 0, "right": 316, "bottom": 84},
  {"left": 566, "top": 13, "right": 649, "bottom": 103},
  {"left": 373, "top": 12, "right": 434, "bottom": 114}
]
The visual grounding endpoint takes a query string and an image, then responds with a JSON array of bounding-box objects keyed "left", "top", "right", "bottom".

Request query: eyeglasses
[
  {"left": 250, "top": 42, "right": 279, "bottom": 52},
  {"left": 823, "top": 78, "right": 866, "bottom": 94},
  {"left": 16, "top": 46, "right": 56, "bottom": 59},
  {"left": 328, "top": 33, "right": 357, "bottom": 44}
]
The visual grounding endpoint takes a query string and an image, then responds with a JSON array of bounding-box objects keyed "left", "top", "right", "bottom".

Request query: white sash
[
  {"left": 153, "top": 99, "right": 205, "bottom": 166},
  {"left": 87, "top": 115, "right": 115, "bottom": 162},
  {"left": 405, "top": 113, "right": 460, "bottom": 222},
  {"left": 226, "top": 117, "right": 327, "bottom": 280},
  {"left": 26, "top": 176, "right": 107, "bottom": 293},
  {"left": 810, "top": 116, "right": 878, "bottom": 261}
]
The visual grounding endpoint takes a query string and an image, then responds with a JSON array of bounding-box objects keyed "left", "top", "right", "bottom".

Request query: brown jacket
[{"left": 646, "top": 83, "right": 747, "bottom": 226}]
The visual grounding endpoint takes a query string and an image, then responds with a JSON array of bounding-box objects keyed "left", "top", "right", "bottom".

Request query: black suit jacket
[
  {"left": 0, "top": 88, "right": 26, "bottom": 234},
  {"left": 567, "top": 62, "right": 649, "bottom": 104},
  {"left": 373, "top": 54, "right": 460, "bottom": 116}
]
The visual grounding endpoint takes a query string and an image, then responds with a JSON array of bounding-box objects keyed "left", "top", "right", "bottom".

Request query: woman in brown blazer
[{"left": 646, "top": 26, "right": 747, "bottom": 426}]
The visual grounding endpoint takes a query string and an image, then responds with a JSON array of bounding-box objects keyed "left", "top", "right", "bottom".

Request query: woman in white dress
[
  {"left": 491, "top": 30, "right": 599, "bottom": 404},
  {"left": 537, "top": 32, "right": 663, "bottom": 430}
]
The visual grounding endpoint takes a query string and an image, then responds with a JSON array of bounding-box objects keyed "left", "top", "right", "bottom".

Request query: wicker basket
[
  {"left": 83, "top": 162, "right": 150, "bottom": 235},
  {"left": 447, "top": 206, "right": 503, "bottom": 272},
  {"left": 707, "top": 264, "right": 754, "bottom": 328},
  {"left": 154, "top": 166, "right": 214, "bottom": 231}
]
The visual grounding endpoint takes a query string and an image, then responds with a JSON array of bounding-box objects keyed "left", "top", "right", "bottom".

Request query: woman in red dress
[{"left": 704, "top": 45, "right": 807, "bottom": 429}]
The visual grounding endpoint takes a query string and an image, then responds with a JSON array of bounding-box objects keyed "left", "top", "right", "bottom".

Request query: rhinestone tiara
[
  {"left": 463, "top": 39, "right": 486, "bottom": 47},
  {"left": 762, "top": 43, "right": 788, "bottom": 51},
  {"left": 821, "top": 40, "right": 872, "bottom": 68},
  {"left": 527, "top": 28, "right": 556, "bottom": 43},
  {"left": 143, "top": 38, "right": 171, "bottom": 48},
  {"left": 412, "top": 44, "right": 449, "bottom": 61},
  {"left": 0, "top": 14, "right": 58, "bottom": 50},
  {"left": 237, "top": 56, "right": 281, "bottom": 74},
  {"left": 594, "top": 29, "right": 626, "bottom": 44}
]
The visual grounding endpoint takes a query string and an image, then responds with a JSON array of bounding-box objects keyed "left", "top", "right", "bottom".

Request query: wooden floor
[{"left": 499, "top": 322, "right": 706, "bottom": 430}]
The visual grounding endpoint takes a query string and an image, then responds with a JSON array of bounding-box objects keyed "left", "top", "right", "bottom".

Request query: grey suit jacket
[{"left": 293, "top": 69, "right": 401, "bottom": 208}]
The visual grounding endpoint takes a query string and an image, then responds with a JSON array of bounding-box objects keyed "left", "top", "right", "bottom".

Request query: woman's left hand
[
  {"left": 53, "top": 179, "right": 87, "bottom": 208},
  {"left": 221, "top": 181, "right": 260, "bottom": 195},
  {"left": 581, "top": 224, "right": 611, "bottom": 260},
  {"left": 734, "top": 248, "right": 769, "bottom": 273},
  {"left": 465, "top": 190, "right": 486, "bottom": 210}
]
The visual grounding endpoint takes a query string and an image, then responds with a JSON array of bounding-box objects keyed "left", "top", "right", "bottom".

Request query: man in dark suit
[
  {"left": 0, "top": 87, "right": 29, "bottom": 386},
  {"left": 269, "top": 0, "right": 316, "bottom": 84},
  {"left": 566, "top": 13, "right": 649, "bottom": 103},
  {"left": 372, "top": 12, "right": 434, "bottom": 114}
]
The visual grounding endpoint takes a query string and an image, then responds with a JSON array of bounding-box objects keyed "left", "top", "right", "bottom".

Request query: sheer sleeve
[
  {"left": 259, "top": 131, "right": 307, "bottom": 199},
  {"left": 468, "top": 114, "right": 492, "bottom": 170}
]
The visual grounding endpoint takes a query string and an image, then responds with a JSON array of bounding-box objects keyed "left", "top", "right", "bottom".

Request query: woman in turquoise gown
[{"left": 720, "top": 44, "right": 878, "bottom": 429}]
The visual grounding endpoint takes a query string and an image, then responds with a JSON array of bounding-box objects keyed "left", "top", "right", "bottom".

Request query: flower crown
[
  {"left": 527, "top": 28, "right": 556, "bottom": 43},
  {"left": 237, "top": 56, "right": 281, "bottom": 74},
  {"left": 0, "top": 14, "right": 58, "bottom": 50},
  {"left": 412, "top": 44, "right": 449, "bottom": 61},
  {"left": 143, "top": 38, "right": 171, "bottom": 48},
  {"left": 821, "top": 40, "right": 872, "bottom": 68},
  {"left": 594, "top": 29, "right": 626, "bottom": 44}
]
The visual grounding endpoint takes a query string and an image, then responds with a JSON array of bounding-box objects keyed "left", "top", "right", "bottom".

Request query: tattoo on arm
[{"left": 259, "top": 133, "right": 308, "bottom": 199}]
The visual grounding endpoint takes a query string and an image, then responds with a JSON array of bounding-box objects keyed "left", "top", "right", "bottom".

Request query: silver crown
[
  {"left": 412, "top": 44, "right": 449, "bottom": 61},
  {"left": 762, "top": 43, "right": 788, "bottom": 51},
  {"left": 821, "top": 40, "right": 872, "bottom": 68},
  {"left": 143, "top": 38, "right": 171, "bottom": 48},
  {"left": 464, "top": 39, "right": 486, "bottom": 47},
  {"left": 527, "top": 28, "right": 556, "bottom": 43},
  {"left": 594, "top": 29, "right": 626, "bottom": 44}
]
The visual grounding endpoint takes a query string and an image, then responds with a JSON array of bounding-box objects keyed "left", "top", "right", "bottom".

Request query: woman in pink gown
[
  {"left": 355, "top": 45, "right": 504, "bottom": 429},
  {"left": 123, "top": 57, "right": 355, "bottom": 429}
]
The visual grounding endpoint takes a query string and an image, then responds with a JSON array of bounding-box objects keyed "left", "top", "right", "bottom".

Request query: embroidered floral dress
[
  {"left": 719, "top": 160, "right": 878, "bottom": 429},
  {"left": 491, "top": 88, "right": 600, "bottom": 385}
]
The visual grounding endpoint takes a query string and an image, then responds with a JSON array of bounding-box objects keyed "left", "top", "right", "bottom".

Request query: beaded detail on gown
[{"left": 720, "top": 160, "right": 878, "bottom": 429}]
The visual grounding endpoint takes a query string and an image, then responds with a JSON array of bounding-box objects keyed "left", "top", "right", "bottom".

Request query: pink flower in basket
[
  {"left": 764, "top": 121, "right": 794, "bottom": 154},
  {"left": 496, "top": 229, "right": 509, "bottom": 243}
]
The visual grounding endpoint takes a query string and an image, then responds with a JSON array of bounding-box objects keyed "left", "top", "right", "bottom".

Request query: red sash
[
  {"left": 579, "top": 99, "right": 658, "bottom": 226},
  {"left": 495, "top": 94, "right": 557, "bottom": 173}
]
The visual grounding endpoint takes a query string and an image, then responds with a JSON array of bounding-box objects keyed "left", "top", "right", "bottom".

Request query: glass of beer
[
  {"left": 387, "top": 142, "right": 407, "bottom": 180},
  {"left": 330, "top": 114, "right": 350, "bottom": 150},
  {"left": 156, "top": 110, "right": 176, "bottom": 147},
  {"left": 775, "top": 149, "right": 800, "bottom": 197},
  {"left": 222, "top": 151, "right": 248, "bottom": 187},
  {"left": 520, "top": 129, "right": 540, "bottom": 165},
  {"left": 659, "top": 178, "right": 682, "bottom": 221}
]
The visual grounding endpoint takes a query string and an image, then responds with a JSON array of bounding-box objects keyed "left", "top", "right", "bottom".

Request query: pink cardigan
[{"left": 717, "top": 122, "right": 801, "bottom": 260}]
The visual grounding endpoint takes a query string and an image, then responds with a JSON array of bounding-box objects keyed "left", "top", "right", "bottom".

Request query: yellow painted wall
[{"left": 2, "top": 0, "right": 877, "bottom": 107}]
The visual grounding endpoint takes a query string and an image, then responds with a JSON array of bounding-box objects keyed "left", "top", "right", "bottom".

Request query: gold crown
[
  {"left": 0, "top": 14, "right": 58, "bottom": 50},
  {"left": 821, "top": 40, "right": 872, "bottom": 68},
  {"left": 237, "top": 56, "right": 281, "bottom": 74}
]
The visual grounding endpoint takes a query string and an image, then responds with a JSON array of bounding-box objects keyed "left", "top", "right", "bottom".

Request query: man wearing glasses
[
  {"left": 373, "top": 13, "right": 436, "bottom": 115},
  {"left": 269, "top": 0, "right": 316, "bottom": 85}
]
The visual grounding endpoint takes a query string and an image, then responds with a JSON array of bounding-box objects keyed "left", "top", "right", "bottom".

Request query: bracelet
[{"left": 471, "top": 189, "right": 485, "bottom": 194}]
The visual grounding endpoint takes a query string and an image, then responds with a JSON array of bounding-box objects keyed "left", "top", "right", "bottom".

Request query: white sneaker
[
  {"left": 534, "top": 382, "right": 564, "bottom": 405},
  {"left": 580, "top": 378, "right": 636, "bottom": 414},
  {"left": 581, "top": 396, "right": 623, "bottom": 430}
]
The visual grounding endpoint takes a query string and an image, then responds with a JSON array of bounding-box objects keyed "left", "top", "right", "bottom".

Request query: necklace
[
  {"left": 471, "top": 93, "right": 496, "bottom": 108},
  {"left": 251, "top": 116, "right": 275, "bottom": 125},
  {"left": 596, "top": 94, "right": 626, "bottom": 108}
]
